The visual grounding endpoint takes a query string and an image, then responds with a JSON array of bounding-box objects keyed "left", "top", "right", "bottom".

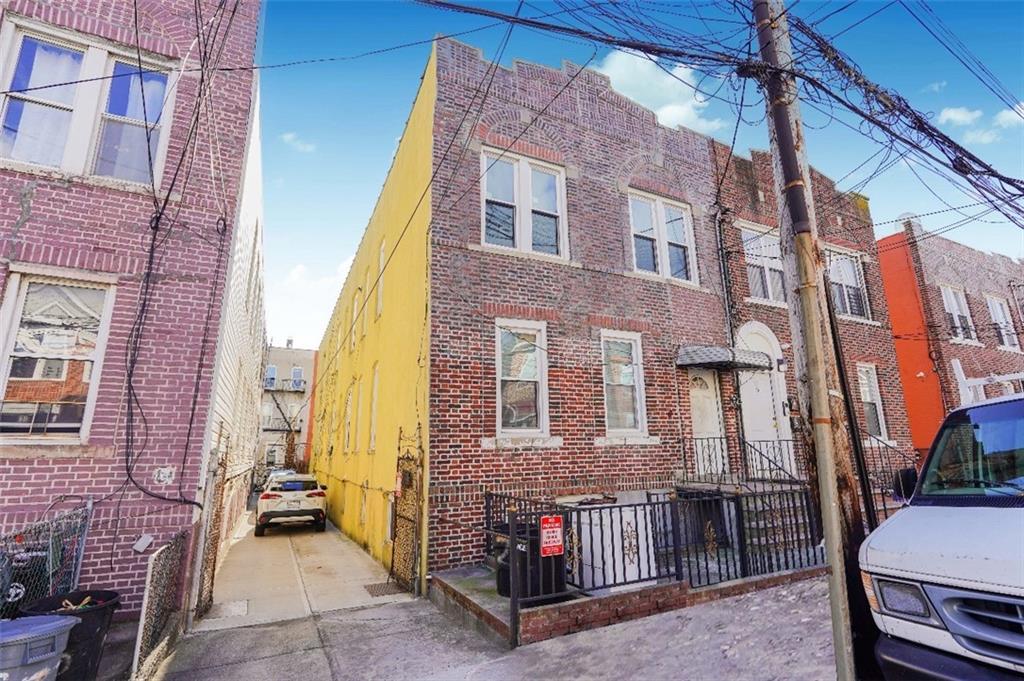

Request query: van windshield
[{"left": 919, "top": 400, "right": 1024, "bottom": 500}]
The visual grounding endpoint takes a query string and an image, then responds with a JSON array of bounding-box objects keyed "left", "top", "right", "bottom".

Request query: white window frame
[
  {"left": 0, "top": 270, "right": 116, "bottom": 444},
  {"left": 856, "top": 363, "right": 889, "bottom": 441},
  {"left": 628, "top": 190, "right": 699, "bottom": 285},
  {"left": 985, "top": 294, "right": 1020, "bottom": 351},
  {"left": 480, "top": 149, "right": 570, "bottom": 259},
  {"left": 600, "top": 329, "right": 648, "bottom": 437},
  {"left": 495, "top": 319, "right": 549, "bottom": 438},
  {"left": 940, "top": 285, "right": 977, "bottom": 343},
  {"left": 376, "top": 240, "right": 385, "bottom": 319},
  {"left": 826, "top": 248, "right": 871, "bottom": 320},
  {"left": 368, "top": 362, "right": 379, "bottom": 453},
  {"left": 343, "top": 385, "right": 353, "bottom": 452},
  {"left": 0, "top": 17, "right": 178, "bottom": 188},
  {"left": 350, "top": 292, "right": 360, "bottom": 351},
  {"left": 740, "top": 224, "right": 786, "bottom": 304}
]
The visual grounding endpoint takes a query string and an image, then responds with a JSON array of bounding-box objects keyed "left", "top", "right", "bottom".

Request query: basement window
[
  {"left": 0, "top": 274, "right": 115, "bottom": 441},
  {"left": 481, "top": 150, "right": 568, "bottom": 258}
]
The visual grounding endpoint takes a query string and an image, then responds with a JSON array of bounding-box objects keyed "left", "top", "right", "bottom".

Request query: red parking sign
[{"left": 540, "top": 515, "right": 564, "bottom": 557}]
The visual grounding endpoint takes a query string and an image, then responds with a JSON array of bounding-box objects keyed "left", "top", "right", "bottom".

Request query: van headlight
[{"left": 871, "top": 577, "right": 944, "bottom": 627}]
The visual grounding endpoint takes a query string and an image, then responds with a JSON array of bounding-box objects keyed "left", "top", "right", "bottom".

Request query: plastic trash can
[
  {"left": 20, "top": 590, "right": 120, "bottom": 681},
  {"left": 0, "top": 615, "right": 78, "bottom": 681}
]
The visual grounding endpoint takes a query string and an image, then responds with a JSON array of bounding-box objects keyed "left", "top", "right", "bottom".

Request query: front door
[
  {"left": 688, "top": 369, "right": 727, "bottom": 477},
  {"left": 737, "top": 325, "right": 795, "bottom": 478}
]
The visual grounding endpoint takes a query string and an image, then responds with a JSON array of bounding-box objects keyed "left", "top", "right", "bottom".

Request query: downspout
[{"left": 714, "top": 203, "right": 749, "bottom": 471}]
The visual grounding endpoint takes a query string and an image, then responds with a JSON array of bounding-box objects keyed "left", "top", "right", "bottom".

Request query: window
[
  {"left": 629, "top": 192, "right": 698, "bottom": 283},
  {"left": 496, "top": 320, "right": 548, "bottom": 435},
  {"left": 353, "top": 379, "right": 362, "bottom": 452},
  {"left": 0, "top": 276, "right": 113, "bottom": 439},
  {"left": 361, "top": 272, "right": 368, "bottom": 337},
  {"left": 827, "top": 251, "right": 869, "bottom": 319},
  {"left": 350, "top": 293, "right": 360, "bottom": 351},
  {"left": 0, "top": 23, "right": 174, "bottom": 185},
  {"left": 940, "top": 285, "right": 976, "bottom": 342},
  {"left": 376, "top": 240, "right": 385, "bottom": 318},
  {"left": 601, "top": 330, "right": 647, "bottom": 434},
  {"left": 369, "top": 363, "right": 379, "bottom": 452},
  {"left": 742, "top": 229, "right": 786, "bottom": 303},
  {"left": 343, "top": 385, "right": 353, "bottom": 451},
  {"left": 264, "top": 365, "right": 276, "bottom": 389},
  {"left": 481, "top": 150, "right": 568, "bottom": 257},
  {"left": 290, "top": 366, "right": 303, "bottom": 389},
  {"left": 856, "top": 364, "right": 888, "bottom": 440},
  {"left": 986, "top": 295, "right": 1020, "bottom": 350}
]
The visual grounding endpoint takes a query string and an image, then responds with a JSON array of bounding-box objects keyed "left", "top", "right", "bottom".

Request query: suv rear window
[{"left": 271, "top": 480, "right": 319, "bottom": 492}]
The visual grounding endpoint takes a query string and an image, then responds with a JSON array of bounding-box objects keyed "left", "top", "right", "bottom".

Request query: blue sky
[{"left": 259, "top": 1, "right": 1024, "bottom": 348}]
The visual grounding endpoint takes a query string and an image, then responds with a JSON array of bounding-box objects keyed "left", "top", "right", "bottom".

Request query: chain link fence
[
  {"left": 0, "top": 506, "right": 91, "bottom": 619},
  {"left": 131, "top": 529, "right": 189, "bottom": 680}
]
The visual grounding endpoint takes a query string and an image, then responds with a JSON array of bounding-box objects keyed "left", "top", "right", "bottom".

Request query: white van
[{"left": 859, "top": 393, "right": 1023, "bottom": 679}]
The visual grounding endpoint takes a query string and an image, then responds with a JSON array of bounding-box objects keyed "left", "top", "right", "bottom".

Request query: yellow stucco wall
[{"left": 310, "top": 50, "right": 434, "bottom": 570}]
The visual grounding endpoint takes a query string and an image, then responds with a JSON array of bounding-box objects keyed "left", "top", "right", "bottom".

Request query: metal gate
[
  {"left": 389, "top": 438, "right": 423, "bottom": 593},
  {"left": 195, "top": 457, "right": 227, "bottom": 617}
]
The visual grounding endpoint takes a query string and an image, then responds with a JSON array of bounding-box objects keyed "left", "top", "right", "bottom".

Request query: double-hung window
[
  {"left": 290, "top": 366, "right": 304, "bottom": 390},
  {"left": 827, "top": 251, "right": 870, "bottom": 319},
  {"left": 496, "top": 320, "right": 548, "bottom": 435},
  {"left": 264, "top": 365, "right": 277, "bottom": 390},
  {"left": 742, "top": 228, "right": 786, "bottom": 303},
  {"left": 986, "top": 295, "right": 1020, "bottom": 350},
  {"left": 940, "top": 285, "right": 976, "bottom": 342},
  {"left": 0, "top": 275, "right": 114, "bottom": 440},
  {"left": 0, "top": 21, "right": 174, "bottom": 185},
  {"left": 601, "top": 330, "right": 647, "bottom": 434},
  {"left": 856, "top": 363, "right": 888, "bottom": 440},
  {"left": 481, "top": 150, "right": 567, "bottom": 257},
  {"left": 629, "top": 192, "right": 698, "bottom": 284}
]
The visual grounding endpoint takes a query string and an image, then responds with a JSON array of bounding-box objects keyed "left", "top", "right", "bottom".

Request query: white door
[
  {"left": 737, "top": 324, "right": 794, "bottom": 478},
  {"left": 689, "top": 369, "right": 727, "bottom": 476}
]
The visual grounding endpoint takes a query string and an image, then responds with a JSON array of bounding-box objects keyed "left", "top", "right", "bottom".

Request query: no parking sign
[{"left": 539, "top": 515, "right": 564, "bottom": 557}]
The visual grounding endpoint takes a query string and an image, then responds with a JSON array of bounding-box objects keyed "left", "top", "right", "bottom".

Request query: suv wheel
[
  {"left": 315, "top": 520, "right": 326, "bottom": 533},
  {"left": 254, "top": 524, "right": 266, "bottom": 537}
]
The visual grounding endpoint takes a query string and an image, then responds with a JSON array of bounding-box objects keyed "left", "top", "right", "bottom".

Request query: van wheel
[{"left": 255, "top": 524, "right": 266, "bottom": 537}]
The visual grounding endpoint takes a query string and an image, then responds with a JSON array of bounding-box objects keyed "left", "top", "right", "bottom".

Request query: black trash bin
[
  {"left": 21, "top": 589, "right": 120, "bottom": 681},
  {"left": 494, "top": 522, "right": 566, "bottom": 603}
]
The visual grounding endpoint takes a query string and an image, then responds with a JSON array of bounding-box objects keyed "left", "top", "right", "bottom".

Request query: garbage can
[
  {"left": 494, "top": 522, "right": 566, "bottom": 602},
  {"left": 20, "top": 590, "right": 120, "bottom": 681},
  {"left": 0, "top": 615, "right": 78, "bottom": 681}
]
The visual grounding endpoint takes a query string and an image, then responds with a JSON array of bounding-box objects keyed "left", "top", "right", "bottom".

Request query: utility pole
[{"left": 748, "top": 1, "right": 876, "bottom": 678}]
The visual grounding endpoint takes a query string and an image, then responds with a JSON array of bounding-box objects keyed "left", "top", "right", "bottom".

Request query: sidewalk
[{"left": 156, "top": 576, "right": 834, "bottom": 680}]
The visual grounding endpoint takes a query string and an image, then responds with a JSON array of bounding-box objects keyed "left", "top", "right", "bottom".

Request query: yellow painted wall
[{"left": 310, "top": 50, "right": 434, "bottom": 569}]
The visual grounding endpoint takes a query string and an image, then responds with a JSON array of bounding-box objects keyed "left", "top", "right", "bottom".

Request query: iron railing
[
  {"left": 486, "top": 489, "right": 824, "bottom": 646},
  {"left": 861, "top": 435, "right": 919, "bottom": 523},
  {"left": 0, "top": 505, "right": 91, "bottom": 618},
  {"left": 680, "top": 436, "right": 807, "bottom": 487}
]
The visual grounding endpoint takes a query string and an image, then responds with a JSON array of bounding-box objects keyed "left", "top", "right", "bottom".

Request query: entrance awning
[{"left": 676, "top": 345, "right": 772, "bottom": 371}]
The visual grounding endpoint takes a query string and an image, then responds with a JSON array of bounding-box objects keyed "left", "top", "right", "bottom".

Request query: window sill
[
  {"left": 948, "top": 337, "right": 984, "bottom": 347},
  {"left": 595, "top": 434, "right": 661, "bottom": 446},
  {"left": 0, "top": 442, "right": 115, "bottom": 459},
  {"left": 623, "top": 270, "right": 707, "bottom": 292},
  {"left": 0, "top": 157, "right": 177, "bottom": 200},
  {"left": 482, "top": 435, "right": 563, "bottom": 450},
  {"left": 744, "top": 296, "right": 788, "bottom": 310},
  {"left": 863, "top": 438, "right": 897, "bottom": 449},
  {"left": 836, "top": 315, "right": 881, "bottom": 327},
  {"left": 996, "top": 345, "right": 1023, "bottom": 355},
  {"left": 468, "top": 243, "right": 580, "bottom": 268}
]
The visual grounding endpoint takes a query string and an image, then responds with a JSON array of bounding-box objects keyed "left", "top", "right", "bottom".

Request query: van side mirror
[
  {"left": 320, "top": 484, "right": 328, "bottom": 491},
  {"left": 893, "top": 467, "right": 918, "bottom": 502}
]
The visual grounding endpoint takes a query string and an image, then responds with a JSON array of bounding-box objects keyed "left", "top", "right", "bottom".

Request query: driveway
[
  {"left": 193, "top": 510, "right": 410, "bottom": 631},
  {"left": 159, "top": 576, "right": 835, "bottom": 680}
]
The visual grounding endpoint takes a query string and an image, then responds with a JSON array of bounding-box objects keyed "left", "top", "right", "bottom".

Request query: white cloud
[
  {"left": 921, "top": 81, "right": 947, "bottom": 93},
  {"left": 595, "top": 50, "right": 725, "bottom": 134},
  {"left": 265, "top": 257, "right": 353, "bottom": 349},
  {"left": 963, "top": 128, "right": 1000, "bottom": 145},
  {"left": 937, "top": 107, "right": 983, "bottom": 126},
  {"left": 280, "top": 131, "right": 316, "bottom": 153},
  {"left": 994, "top": 102, "right": 1024, "bottom": 128}
]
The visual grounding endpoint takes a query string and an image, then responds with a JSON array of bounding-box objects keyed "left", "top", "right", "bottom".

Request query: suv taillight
[
  {"left": 260, "top": 492, "right": 282, "bottom": 500},
  {"left": 306, "top": 490, "right": 326, "bottom": 498}
]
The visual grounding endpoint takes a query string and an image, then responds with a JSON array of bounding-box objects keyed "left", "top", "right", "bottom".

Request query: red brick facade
[
  {"left": 0, "top": 0, "right": 259, "bottom": 613},
  {"left": 425, "top": 40, "right": 913, "bottom": 572}
]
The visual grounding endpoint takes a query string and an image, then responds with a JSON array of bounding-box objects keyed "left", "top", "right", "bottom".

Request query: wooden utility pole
[{"left": 749, "top": 1, "right": 875, "bottom": 678}]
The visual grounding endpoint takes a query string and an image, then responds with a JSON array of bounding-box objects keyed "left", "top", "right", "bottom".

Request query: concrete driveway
[{"left": 193, "top": 510, "right": 410, "bottom": 631}]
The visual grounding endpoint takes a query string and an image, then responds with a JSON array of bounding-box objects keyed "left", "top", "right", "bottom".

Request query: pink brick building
[
  {"left": 0, "top": 0, "right": 262, "bottom": 616},
  {"left": 425, "top": 40, "right": 914, "bottom": 571}
]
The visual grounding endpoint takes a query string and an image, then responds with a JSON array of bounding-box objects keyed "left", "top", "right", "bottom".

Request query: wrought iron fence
[
  {"left": 486, "top": 489, "right": 825, "bottom": 645},
  {"left": 132, "top": 530, "right": 189, "bottom": 680},
  {"left": 0, "top": 506, "right": 91, "bottom": 619},
  {"left": 862, "top": 435, "right": 919, "bottom": 524}
]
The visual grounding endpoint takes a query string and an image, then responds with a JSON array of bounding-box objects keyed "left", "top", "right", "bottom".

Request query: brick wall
[{"left": 0, "top": 0, "right": 259, "bottom": 614}]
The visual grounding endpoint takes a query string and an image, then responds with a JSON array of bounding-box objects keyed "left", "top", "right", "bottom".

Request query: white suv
[{"left": 255, "top": 474, "right": 327, "bottom": 536}]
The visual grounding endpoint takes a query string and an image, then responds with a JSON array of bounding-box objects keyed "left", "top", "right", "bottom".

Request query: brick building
[
  {"left": 0, "top": 0, "right": 262, "bottom": 617},
  {"left": 313, "top": 38, "right": 915, "bottom": 586},
  {"left": 878, "top": 218, "right": 1024, "bottom": 452}
]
